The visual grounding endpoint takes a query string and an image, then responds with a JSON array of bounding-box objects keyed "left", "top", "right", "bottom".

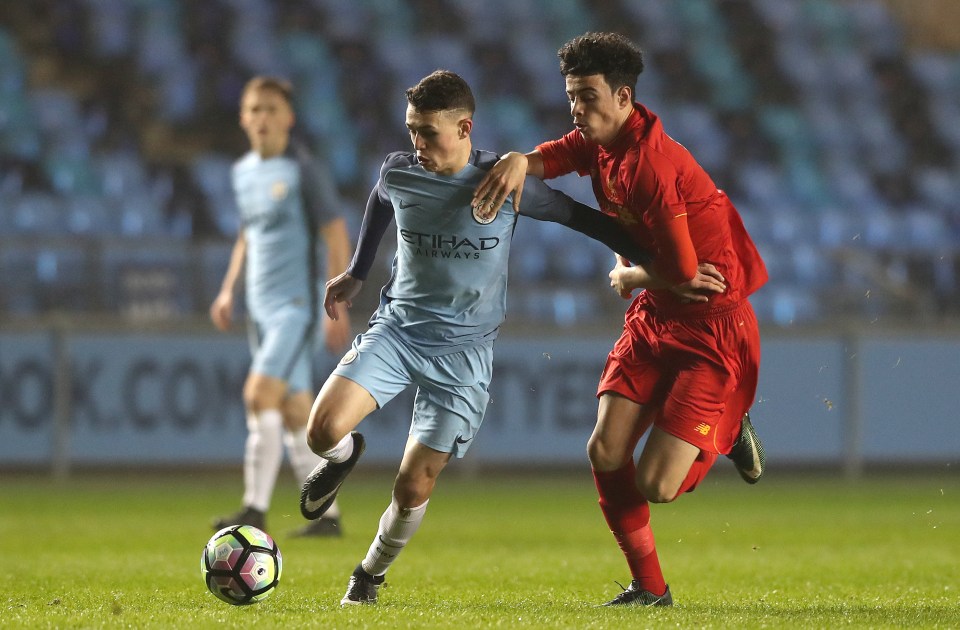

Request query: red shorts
[{"left": 597, "top": 294, "right": 760, "bottom": 455}]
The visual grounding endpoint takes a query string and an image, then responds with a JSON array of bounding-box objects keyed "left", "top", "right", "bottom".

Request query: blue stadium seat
[
  {"left": 915, "top": 167, "right": 958, "bottom": 210},
  {"left": 802, "top": 0, "right": 855, "bottom": 51},
  {"left": 769, "top": 286, "right": 821, "bottom": 325},
  {"left": 862, "top": 210, "right": 898, "bottom": 249},
  {"left": 925, "top": 95, "right": 960, "bottom": 151},
  {"left": 791, "top": 242, "right": 835, "bottom": 288},
  {"left": 11, "top": 193, "right": 68, "bottom": 235},
  {"left": 902, "top": 208, "right": 953, "bottom": 251},
  {"left": 551, "top": 237, "right": 604, "bottom": 282},
  {"left": 97, "top": 150, "right": 151, "bottom": 199},
  {"left": 669, "top": 103, "right": 728, "bottom": 173},
  {"left": 908, "top": 54, "right": 955, "bottom": 95},
  {"left": 0, "top": 241, "right": 96, "bottom": 313},
  {"left": 118, "top": 193, "right": 169, "bottom": 237},
  {"left": 231, "top": 9, "right": 285, "bottom": 75},
  {"left": 67, "top": 196, "right": 121, "bottom": 236},
  {"left": 30, "top": 88, "right": 81, "bottom": 134},
  {"left": 191, "top": 154, "right": 234, "bottom": 200},
  {"left": 280, "top": 32, "right": 331, "bottom": 75},
  {"left": 538, "top": 0, "right": 594, "bottom": 42},
  {"left": 313, "top": 0, "right": 369, "bottom": 39},
  {"left": 846, "top": 0, "right": 903, "bottom": 56},
  {"left": 736, "top": 162, "right": 785, "bottom": 208},
  {"left": 818, "top": 209, "right": 861, "bottom": 248},
  {"left": 0, "top": 0, "right": 955, "bottom": 325},
  {"left": 86, "top": 0, "right": 135, "bottom": 58},
  {"left": 44, "top": 152, "right": 100, "bottom": 196},
  {"left": 622, "top": 1, "right": 683, "bottom": 49}
]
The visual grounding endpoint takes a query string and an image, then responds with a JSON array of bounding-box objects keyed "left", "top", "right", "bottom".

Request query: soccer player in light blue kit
[
  {"left": 299, "top": 70, "right": 717, "bottom": 605},
  {"left": 210, "top": 76, "right": 352, "bottom": 537}
]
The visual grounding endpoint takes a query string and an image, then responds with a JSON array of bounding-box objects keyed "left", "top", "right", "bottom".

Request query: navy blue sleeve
[
  {"left": 294, "top": 143, "right": 342, "bottom": 225},
  {"left": 519, "top": 177, "right": 651, "bottom": 265},
  {"left": 345, "top": 154, "right": 408, "bottom": 280}
]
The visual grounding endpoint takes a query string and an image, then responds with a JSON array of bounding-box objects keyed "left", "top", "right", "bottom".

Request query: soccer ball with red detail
[{"left": 201, "top": 525, "right": 282, "bottom": 605}]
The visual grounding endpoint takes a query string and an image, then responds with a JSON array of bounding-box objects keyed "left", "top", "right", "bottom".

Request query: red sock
[
  {"left": 593, "top": 462, "right": 667, "bottom": 596},
  {"left": 674, "top": 451, "right": 718, "bottom": 498}
]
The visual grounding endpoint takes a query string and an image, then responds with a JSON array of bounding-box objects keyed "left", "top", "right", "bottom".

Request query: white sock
[
  {"left": 319, "top": 432, "right": 354, "bottom": 463},
  {"left": 241, "top": 409, "right": 284, "bottom": 512},
  {"left": 361, "top": 498, "right": 428, "bottom": 577},
  {"left": 285, "top": 427, "right": 340, "bottom": 518}
]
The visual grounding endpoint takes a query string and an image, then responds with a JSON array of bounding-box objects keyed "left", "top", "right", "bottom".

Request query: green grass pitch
[{"left": 3, "top": 467, "right": 958, "bottom": 628}]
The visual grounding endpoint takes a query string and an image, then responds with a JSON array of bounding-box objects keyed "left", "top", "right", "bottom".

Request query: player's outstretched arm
[
  {"left": 519, "top": 179, "right": 651, "bottom": 265},
  {"left": 609, "top": 254, "right": 726, "bottom": 302},
  {"left": 472, "top": 151, "right": 544, "bottom": 217},
  {"left": 320, "top": 216, "right": 353, "bottom": 351},
  {"left": 210, "top": 232, "right": 247, "bottom": 331}
]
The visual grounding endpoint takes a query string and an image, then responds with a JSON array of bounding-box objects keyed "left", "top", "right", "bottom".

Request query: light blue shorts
[
  {"left": 248, "top": 306, "right": 315, "bottom": 394},
  {"left": 332, "top": 323, "right": 493, "bottom": 458}
]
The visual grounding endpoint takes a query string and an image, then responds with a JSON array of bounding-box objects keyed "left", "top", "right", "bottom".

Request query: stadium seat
[
  {"left": 2, "top": 0, "right": 958, "bottom": 325},
  {"left": 11, "top": 193, "right": 67, "bottom": 235},
  {"left": 86, "top": 0, "right": 136, "bottom": 58},
  {"left": 66, "top": 196, "right": 121, "bottom": 236}
]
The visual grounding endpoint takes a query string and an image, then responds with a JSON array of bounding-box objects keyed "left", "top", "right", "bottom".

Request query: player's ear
[
  {"left": 616, "top": 85, "right": 633, "bottom": 107},
  {"left": 458, "top": 118, "right": 473, "bottom": 139}
]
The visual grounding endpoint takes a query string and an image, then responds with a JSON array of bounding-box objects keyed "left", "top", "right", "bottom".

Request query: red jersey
[{"left": 537, "top": 103, "right": 767, "bottom": 317}]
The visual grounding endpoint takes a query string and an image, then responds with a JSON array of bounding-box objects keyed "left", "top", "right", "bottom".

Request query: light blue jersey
[
  {"left": 352, "top": 150, "right": 630, "bottom": 356},
  {"left": 232, "top": 141, "right": 340, "bottom": 321},
  {"left": 232, "top": 141, "right": 342, "bottom": 390},
  {"left": 372, "top": 152, "right": 517, "bottom": 355}
]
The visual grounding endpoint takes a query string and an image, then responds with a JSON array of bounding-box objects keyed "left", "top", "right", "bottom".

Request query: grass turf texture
[{"left": 3, "top": 468, "right": 958, "bottom": 629}]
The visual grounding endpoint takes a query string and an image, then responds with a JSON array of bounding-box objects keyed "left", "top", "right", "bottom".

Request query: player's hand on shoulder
[
  {"left": 323, "top": 272, "right": 362, "bottom": 320},
  {"left": 210, "top": 291, "right": 234, "bottom": 331},
  {"left": 472, "top": 152, "right": 528, "bottom": 218}
]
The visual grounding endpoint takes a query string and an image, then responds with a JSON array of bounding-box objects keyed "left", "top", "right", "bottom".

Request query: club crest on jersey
[
  {"left": 339, "top": 348, "right": 359, "bottom": 365},
  {"left": 472, "top": 203, "right": 498, "bottom": 225},
  {"left": 271, "top": 181, "right": 289, "bottom": 201}
]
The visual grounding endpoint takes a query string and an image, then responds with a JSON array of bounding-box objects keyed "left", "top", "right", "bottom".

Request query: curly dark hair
[
  {"left": 405, "top": 70, "right": 476, "bottom": 114},
  {"left": 558, "top": 32, "right": 645, "bottom": 98}
]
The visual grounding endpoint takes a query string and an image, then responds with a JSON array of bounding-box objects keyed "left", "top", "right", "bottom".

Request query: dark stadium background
[{"left": 1, "top": 0, "right": 958, "bottom": 475}]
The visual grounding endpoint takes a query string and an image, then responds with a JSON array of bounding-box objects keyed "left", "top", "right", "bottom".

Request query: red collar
[{"left": 600, "top": 104, "right": 651, "bottom": 156}]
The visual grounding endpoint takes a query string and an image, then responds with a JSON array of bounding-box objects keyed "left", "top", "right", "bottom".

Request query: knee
[
  {"left": 635, "top": 473, "right": 678, "bottom": 504},
  {"left": 305, "top": 403, "right": 343, "bottom": 454},
  {"left": 242, "top": 381, "right": 262, "bottom": 412},
  {"left": 243, "top": 378, "right": 282, "bottom": 413},
  {"left": 587, "top": 434, "right": 630, "bottom": 472},
  {"left": 392, "top": 471, "right": 433, "bottom": 508}
]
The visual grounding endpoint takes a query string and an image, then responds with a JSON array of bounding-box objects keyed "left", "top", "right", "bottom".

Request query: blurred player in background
[
  {"left": 296, "top": 70, "right": 721, "bottom": 606},
  {"left": 210, "top": 76, "right": 353, "bottom": 537},
  {"left": 474, "top": 32, "right": 768, "bottom": 606}
]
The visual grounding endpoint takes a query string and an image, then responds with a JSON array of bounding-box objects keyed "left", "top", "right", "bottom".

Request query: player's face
[
  {"left": 239, "top": 88, "right": 295, "bottom": 158},
  {"left": 565, "top": 74, "right": 633, "bottom": 147},
  {"left": 405, "top": 105, "right": 472, "bottom": 175}
]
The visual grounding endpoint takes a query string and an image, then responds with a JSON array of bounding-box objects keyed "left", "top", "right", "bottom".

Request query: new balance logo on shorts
[{"left": 695, "top": 422, "right": 711, "bottom": 436}]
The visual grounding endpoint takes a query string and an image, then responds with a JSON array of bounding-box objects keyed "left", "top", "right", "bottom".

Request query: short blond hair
[{"left": 241, "top": 76, "right": 294, "bottom": 105}]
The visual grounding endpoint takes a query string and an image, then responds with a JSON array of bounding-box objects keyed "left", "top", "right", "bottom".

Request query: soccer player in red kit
[{"left": 473, "top": 32, "right": 768, "bottom": 606}]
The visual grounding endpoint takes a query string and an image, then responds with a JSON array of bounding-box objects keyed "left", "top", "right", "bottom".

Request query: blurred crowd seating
[{"left": 1, "top": 0, "right": 959, "bottom": 326}]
